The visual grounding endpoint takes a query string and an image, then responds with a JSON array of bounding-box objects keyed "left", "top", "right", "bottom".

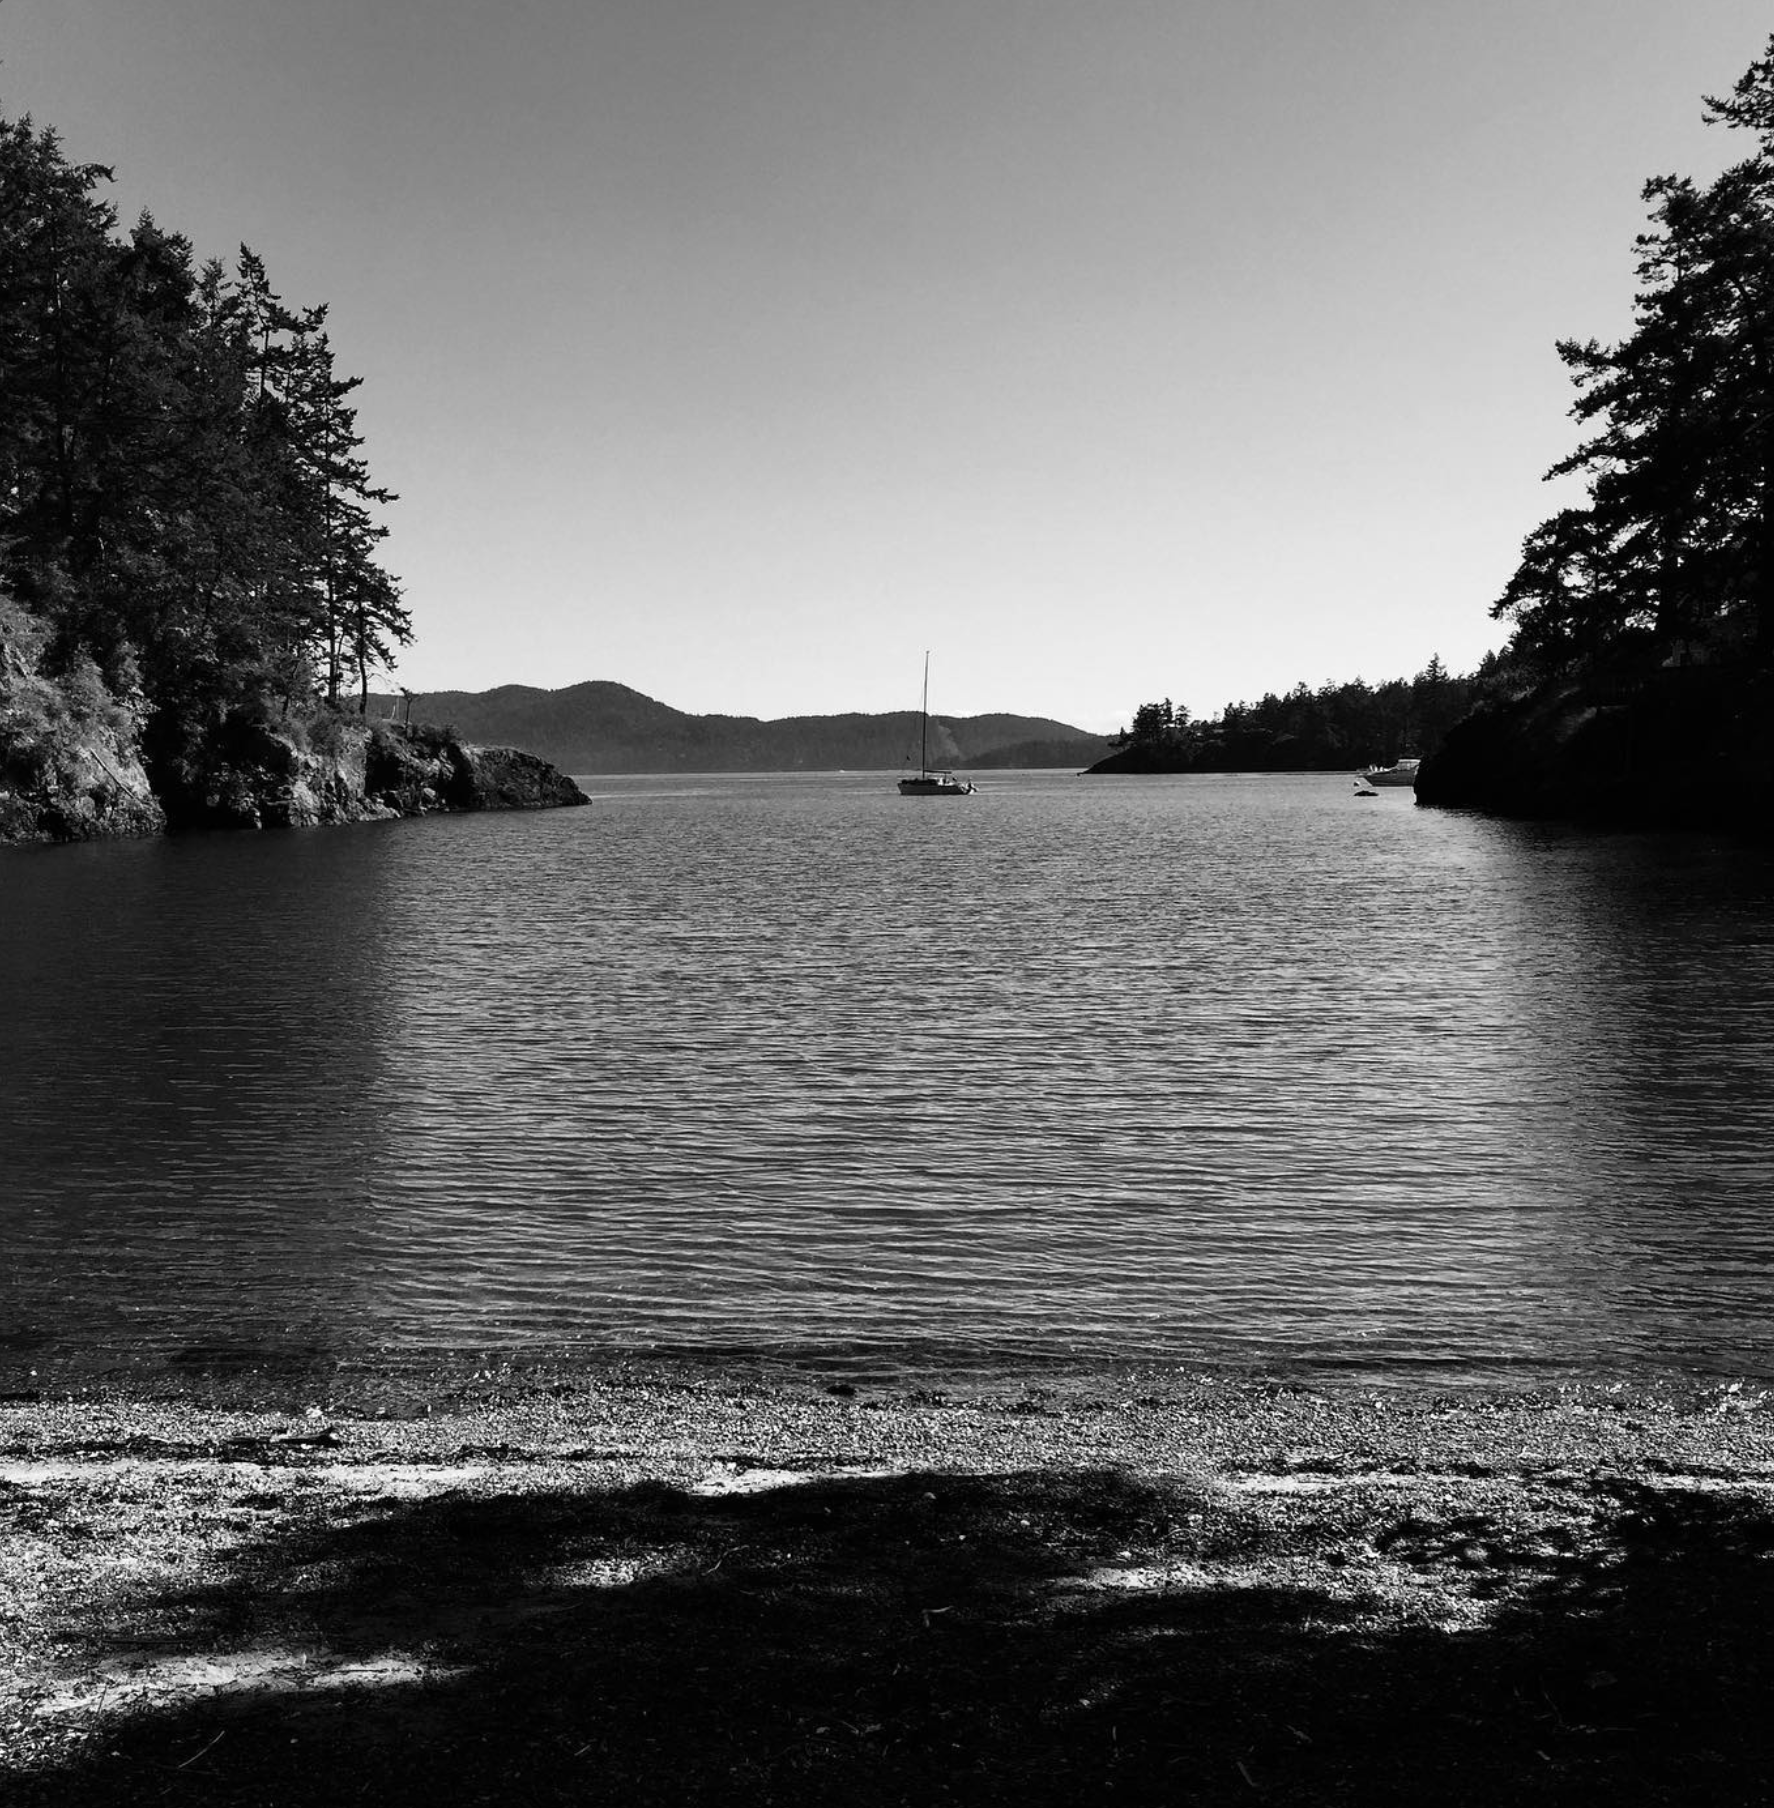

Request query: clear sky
[{"left": 3, "top": 2, "right": 1769, "bottom": 730}]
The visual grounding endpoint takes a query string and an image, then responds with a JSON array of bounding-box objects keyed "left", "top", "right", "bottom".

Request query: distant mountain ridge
[{"left": 378, "top": 681, "right": 1109, "bottom": 775}]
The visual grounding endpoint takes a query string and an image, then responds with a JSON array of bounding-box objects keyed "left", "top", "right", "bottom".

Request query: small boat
[
  {"left": 1353, "top": 777, "right": 1379, "bottom": 797},
  {"left": 1358, "top": 757, "right": 1421, "bottom": 788},
  {"left": 898, "top": 654, "right": 976, "bottom": 797}
]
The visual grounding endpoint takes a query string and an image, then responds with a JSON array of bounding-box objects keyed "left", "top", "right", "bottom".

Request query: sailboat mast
[{"left": 920, "top": 651, "right": 929, "bottom": 773}]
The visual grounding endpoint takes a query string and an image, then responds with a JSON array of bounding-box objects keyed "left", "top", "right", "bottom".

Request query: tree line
[
  {"left": 1110, "top": 656, "right": 1489, "bottom": 771},
  {"left": 0, "top": 112, "right": 408, "bottom": 794},
  {"left": 1493, "top": 38, "right": 1774, "bottom": 681}
]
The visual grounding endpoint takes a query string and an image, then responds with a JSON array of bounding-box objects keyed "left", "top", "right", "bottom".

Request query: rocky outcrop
[
  {"left": 0, "top": 620, "right": 166, "bottom": 843},
  {"left": 1, "top": 620, "right": 587, "bottom": 845},
  {"left": 1415, "top": 667, "right": 1774, "bottom": 832},
  {"left": 152, "top": 718, "right": 589, "bottom": 835},
  {"left": 353, "top": 723, "right": 586, "bottom": 819},
  {"left": 449, "top": 743, "right": 590, "bottom": 810},
  {"left": 0, "top": 727, "right": 165, "bottom": 843}
]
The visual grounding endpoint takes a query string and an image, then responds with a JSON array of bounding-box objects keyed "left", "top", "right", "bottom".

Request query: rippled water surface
[{"left": 5, "top": 771, "right": 1774, "bottom": 1384}]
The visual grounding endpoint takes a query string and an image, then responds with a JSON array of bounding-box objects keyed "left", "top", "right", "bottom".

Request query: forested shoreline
[
  {"left": 0, "top": 112, "right": 440, "bottom": 836},
  {"left": 1091, "top": 656, "right": 1487, "bottom": 774},
  {"left": 1107, "top": 41, "right": 1774, "bottom": 821},
  {"left": 14, "top": 36, "right": 1774, "bottom": 833},
  {"left": 1418, "top": 41, "right": 1774, "bottom": 825}
]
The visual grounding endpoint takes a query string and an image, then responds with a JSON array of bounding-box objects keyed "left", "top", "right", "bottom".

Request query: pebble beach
[{"left": 4, "top": 1362, "right": 1773, "bottom": 1803}]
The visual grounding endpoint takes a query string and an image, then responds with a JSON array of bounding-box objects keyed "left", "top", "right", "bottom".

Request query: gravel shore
[{"left": 4, "top": 1364, "right": 1773, "bottom": 1804}]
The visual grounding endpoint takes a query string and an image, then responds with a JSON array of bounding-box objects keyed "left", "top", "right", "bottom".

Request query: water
[{"left": 4, "top": 771, "right": 1773, "bottom": 1387}]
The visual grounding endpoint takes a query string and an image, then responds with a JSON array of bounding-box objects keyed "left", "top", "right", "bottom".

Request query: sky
[{"left": 3, "top": 2, "right": 1771, "bottom": 732}]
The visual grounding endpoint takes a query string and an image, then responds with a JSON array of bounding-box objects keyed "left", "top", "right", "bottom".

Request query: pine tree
[
  {"left": 2, "top": 100, "right": 414, "bottom": 783},
  {"left": 0, "top": 117, "right": 125, "bottom": 650},
  {"left": 1495, "top": 38, "right": 1774, "bottom": 674},
  {"left": 282, "top": 315, "right": 407, "bottom": 708}
]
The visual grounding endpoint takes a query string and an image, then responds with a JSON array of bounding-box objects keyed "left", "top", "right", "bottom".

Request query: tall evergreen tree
[
  {"left": 0, "top": 117, "right": 126, "bottom": 651},
  {"left": 0, "top": 110, "right": 410, "bottom": 744},
  {"left": 1495, "top": 38, "right": 1774, "bottom": 673},
  {"left": 282, "top": 315, "right": 405, "bottom": 708}
]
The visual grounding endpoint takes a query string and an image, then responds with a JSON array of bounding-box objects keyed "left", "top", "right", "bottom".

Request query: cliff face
[
  {"left": 1, "top": 627, "right": 586, "bottom": 845},
  {"left": 1415, "top": 668, "right": 1774, "bottom": 832},
  {"left": 0, "top": 626, "right": 165, "bottom": 843}
]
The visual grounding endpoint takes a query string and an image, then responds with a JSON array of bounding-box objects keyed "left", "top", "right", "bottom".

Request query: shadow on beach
[{"left": 8, "top": 1463, "right": 1774, "bottom": 1805}]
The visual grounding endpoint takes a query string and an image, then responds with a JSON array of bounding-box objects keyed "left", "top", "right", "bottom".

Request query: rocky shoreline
[
  {"left": 2, "top": 604, "right": 586, "bottom": 842},
  {"left": 0, "top": 711, "right": 586, "bottom": 844},
  {"left": 4, "top": 1365, "right": 1771, "bottom": 1803}
]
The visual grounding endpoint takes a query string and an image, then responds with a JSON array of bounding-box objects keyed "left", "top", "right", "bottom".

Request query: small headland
[
  {"left": 0, "top": 624, "right": 585, "bottom": 844},
  {"left": 144, "top": 714, "right": 591, "bottom": 834},
  {"left": 3, "top": 1361, "right": 1772, "bottom": 1804},
  {"left": 1081, "top": 743, "right": 1194, "bottom": 775}
]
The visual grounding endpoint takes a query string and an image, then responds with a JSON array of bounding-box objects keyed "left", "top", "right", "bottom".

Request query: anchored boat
[{"left": 897, "top": 654, "right": 976, "bottom": 797}]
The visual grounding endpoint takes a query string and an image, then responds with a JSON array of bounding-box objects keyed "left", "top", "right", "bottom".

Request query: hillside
[{"left": 381, "top": 682, "right": 1110, "bottom": 774}]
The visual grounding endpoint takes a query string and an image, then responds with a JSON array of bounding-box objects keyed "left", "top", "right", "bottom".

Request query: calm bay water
[{"left": 3, "top": 770, "right": 1773, "bottom": 1387}]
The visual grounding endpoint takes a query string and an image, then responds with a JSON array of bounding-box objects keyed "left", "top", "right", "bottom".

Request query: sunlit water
[{"left": 3, "top": 771, "right": 1773, "bottom": 1386}]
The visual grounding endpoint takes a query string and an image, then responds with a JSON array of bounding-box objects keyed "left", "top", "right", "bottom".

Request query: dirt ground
[{"left": 3, "top": 1362, "right": 1773, "bottom": 1805}]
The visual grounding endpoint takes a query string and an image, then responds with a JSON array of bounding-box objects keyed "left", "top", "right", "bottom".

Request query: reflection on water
[
  {"left": 3, "top": 772, "right": 1773, "bottom": 1384},
  {"left": 0, "top": 829, "right": 401, "bottom": 1361}
]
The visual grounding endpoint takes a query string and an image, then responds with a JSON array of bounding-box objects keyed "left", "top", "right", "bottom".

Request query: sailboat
[{"left": 897, "top": 653, "right": 976, "bottom": 796}]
